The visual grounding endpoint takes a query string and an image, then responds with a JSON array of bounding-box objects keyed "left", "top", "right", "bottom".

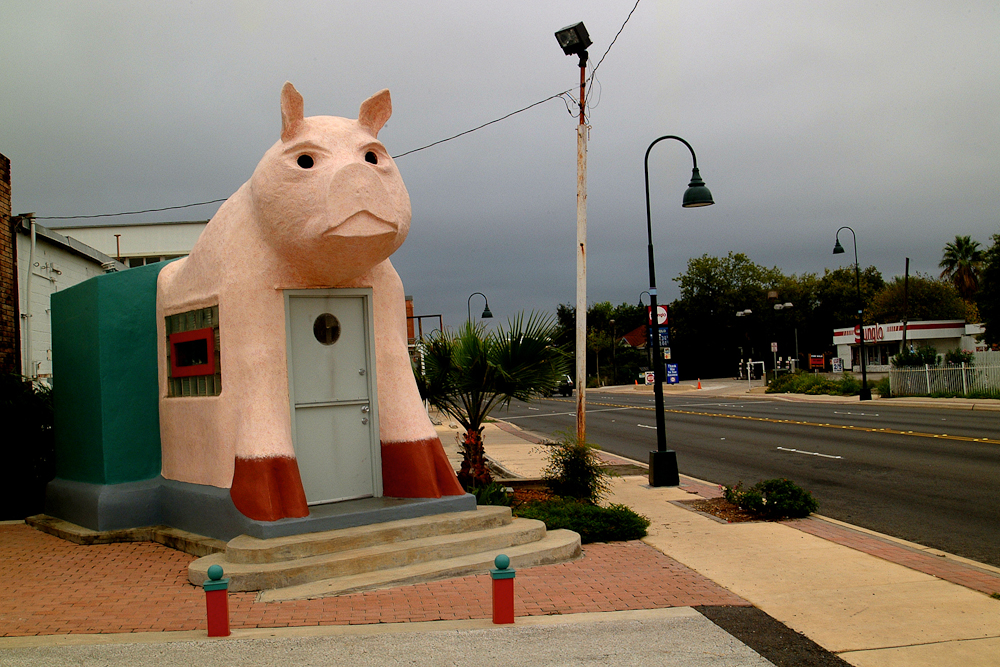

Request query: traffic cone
[{"left": 697, "top": 378, "right": 702, "bottom": 389}]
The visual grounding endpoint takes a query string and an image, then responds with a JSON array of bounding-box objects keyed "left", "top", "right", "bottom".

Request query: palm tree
[
  {"left": 939, "top": 235, "right": 984, "bottom": 300},
  {"left": 416, "top": 312, "right": 569, "bottom": 489}
]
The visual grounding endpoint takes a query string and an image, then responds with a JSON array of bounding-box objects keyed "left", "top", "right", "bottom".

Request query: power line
[
  {"left": 390, "top": 91, "right": 572, "bottom": 159},
  {"left": 36, "top": 199, "right": 228, "bottom": 220},
  {"left": 34, "top": 2, "right": 640, "bottom": 221},
  {"left": 588, "top": 0, "right": 641, "bottom": 85}
]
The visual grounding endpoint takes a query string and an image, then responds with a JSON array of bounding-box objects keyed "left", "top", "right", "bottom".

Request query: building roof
[
  {"left": 620, "top": 324, "right": 648, "bottom": 348},
  {"left": 16, "top": 220, "right": 125, "bottom": 270}
]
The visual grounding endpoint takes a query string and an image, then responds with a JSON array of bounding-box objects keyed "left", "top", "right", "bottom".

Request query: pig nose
[{"left": 328, "top": 162, "right": 384, "bottom": 202}]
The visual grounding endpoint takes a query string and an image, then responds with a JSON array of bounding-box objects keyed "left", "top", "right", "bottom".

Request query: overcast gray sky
[{"left": 3, "top": 1, "right": 998, "bottom": 330}]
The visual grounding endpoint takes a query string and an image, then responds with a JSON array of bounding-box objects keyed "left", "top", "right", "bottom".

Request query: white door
[{"left": 286, "top": 290, "right": 381, "bottom": 504}]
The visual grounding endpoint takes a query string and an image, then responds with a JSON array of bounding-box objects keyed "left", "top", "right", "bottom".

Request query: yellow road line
[{"left": 545, "top": 398, "right": 1000, "bottom": 445}]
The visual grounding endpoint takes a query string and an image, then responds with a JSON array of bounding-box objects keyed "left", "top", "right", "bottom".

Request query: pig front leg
[
  {"left": 356, "top": 261, "right": 465, "bottom": 498},
  {"left": 224, "top": 289, "right": 310, "bottom": 520}
]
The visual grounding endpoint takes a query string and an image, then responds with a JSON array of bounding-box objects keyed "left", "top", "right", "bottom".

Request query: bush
[
  {"left": 873, "top": 376, "right": 892, "bottom": 398},
  {"left": 722, "top": 478, "right": 818, "bottom": 520},
  {"left": 0, "top": 375, "right": 55, "bottom": 519},
  {"left": 892, "top": 344, "right": 939, "bottom": 368},
  {"left": 944, "top": 348, "right": 974, "bottom": 365},
  {"left": 766, "top": 371, "right": 862, "bottom": 396},
  {"left": 470, "top": 481, "right": 512, "bottom": 506},
  {"left": 515, "top": 498, "right": 650, "bottom": 543},
  {"left": 542, "top": 434, "right": 612, "bottom": 504},
  {"left": 836, "top": 373, "right": 861, "bottom": 396}
]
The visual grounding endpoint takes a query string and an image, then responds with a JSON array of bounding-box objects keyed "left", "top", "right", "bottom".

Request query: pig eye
[
  {"left": 365, "top": 151, "right": 378, "bottom": 165},
  {"left": 297, "top": 154, "right": 314, "bottom": 169}
]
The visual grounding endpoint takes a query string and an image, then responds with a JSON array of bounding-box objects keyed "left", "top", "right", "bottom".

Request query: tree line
[{"left": 553, "top": 233, "right": 999, "bottom": 383}]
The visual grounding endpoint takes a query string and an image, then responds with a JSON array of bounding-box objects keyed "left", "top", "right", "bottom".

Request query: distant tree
[
  {"left": 670, "top": 253, "right": 785, "bottom": 379},
  {"left": 939, "top": 235, "right": 984, "bottom": 300},
  {"left": 867, "top": 274, "right": 970, "bottom": 323},
  {"left": 552, "top": 301, "right": 648, "bottom": 386},
  {"left": 978, "top": 233, "right": 1000, "bottom": 346},
  {"left": 816, "top": 265, "right": 885, "bottom": 328}
]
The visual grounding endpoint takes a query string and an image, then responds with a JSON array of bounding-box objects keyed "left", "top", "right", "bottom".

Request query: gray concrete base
[
  {"left": 44, "top": 477, "right": 162, "bottom": 532},
  {"left": 44, "top": 476, "right": 477, "bottom": 542}
]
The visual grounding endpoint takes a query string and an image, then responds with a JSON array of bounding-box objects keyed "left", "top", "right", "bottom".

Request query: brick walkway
[
  {"left": 784, "top": 517, "right": 1000, "bottom": 596},
  {"left": 0, "top": 524, "right": 747, "bottom": 637}
]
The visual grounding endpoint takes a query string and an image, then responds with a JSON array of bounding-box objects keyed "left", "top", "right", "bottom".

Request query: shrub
[
  {"left": 722, "top": 478, "right": 818, "bottom": 520},
  {"left": 944, "top": 348, "right": 974, "bottom": 365},
  {"left": 515, "top": 498, "right": 650, "bottom": 543},
  {"left": 766, "top": 371, "right": 862, "bottom": 396},
  {"left": 470, "top": 481, "right": 512, "bottom": 506},
  {"left": 892, "top": 344, "right": 939, "bottom": 368},
  {"left": 836, "top": 372, "right": 861, "bottom": 395},
  {"left": 873, "top": 376, "right": 892, "bottom": 398},
  {"left": 542, "top": 433, "right": 612, "bottom": 504}
]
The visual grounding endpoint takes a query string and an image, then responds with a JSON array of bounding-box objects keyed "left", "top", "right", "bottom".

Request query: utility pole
[
  {"left": 555, "top": 21, "right": 592, "bottom": 445},
  {"left": 575, "top": 49, "right": 588, "bottom": 444}
]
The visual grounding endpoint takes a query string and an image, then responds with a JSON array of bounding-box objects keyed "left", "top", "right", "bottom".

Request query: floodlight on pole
[
  {"left": 555, "top": 21, "right": 591, "bottom": 444},
  {"left": 644, "top": 135, "right": 715, "bottom": 487}
]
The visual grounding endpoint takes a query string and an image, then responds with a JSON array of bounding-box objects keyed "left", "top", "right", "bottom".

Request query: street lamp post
[
  {"left": 833, "top": 226, "right": 872, "bottom": 401},
  {"left": 639, "top": 291, "right": 653, "bottom": 372},
  {"left": 644, "top": 136, "right": 715, "bottom": 487},
  {"left": 467, "top": 292, "right": 493, "bottom": 323}
]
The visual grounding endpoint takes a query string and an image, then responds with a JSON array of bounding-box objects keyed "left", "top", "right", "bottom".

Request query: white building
[
  {"left": 832, "top": 320, "right": 987, "bottom": 372},
  {"left": 16, "top": 220, "right": 124, "bottom": 379},
  {"left": 17, "top": 219, "right": 207, "bottom": 379},
  {"left": 53, "top": 220, "right": 207, "bottom": 267}
]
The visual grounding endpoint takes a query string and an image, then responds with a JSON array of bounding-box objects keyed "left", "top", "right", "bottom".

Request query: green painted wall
[{"left": 51, "top": 262, "right": 166, "bottom": 484}]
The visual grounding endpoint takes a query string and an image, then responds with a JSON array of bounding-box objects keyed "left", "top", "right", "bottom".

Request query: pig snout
[{"left": 324, "top": 162, "right": 406, "bottom": 236}]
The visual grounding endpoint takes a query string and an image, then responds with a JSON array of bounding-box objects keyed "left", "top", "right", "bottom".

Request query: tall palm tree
[
  {"left": 939, "top": 235, "right": 984, "bottom": 300},
  {"left": 416, "top": 312, "right": 568, "bottom": 489}
]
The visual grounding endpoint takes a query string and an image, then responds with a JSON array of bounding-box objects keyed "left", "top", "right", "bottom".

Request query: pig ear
[
  {"left": 280, "top": 82, "right": 305, "bottom": 142},
  {"left": 358, "top": 89, "right": 392, "bottom": 138}
]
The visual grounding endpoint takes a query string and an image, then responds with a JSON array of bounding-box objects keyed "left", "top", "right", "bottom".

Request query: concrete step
[
  {"left": 189, "top": 516, "right": 563, "bottom": 592},
  {"left": 225, "top": 506, "right": 513, "bottom": 564},
  {"left": 258, "top": 529, "right": 582, "bottom": 601}
]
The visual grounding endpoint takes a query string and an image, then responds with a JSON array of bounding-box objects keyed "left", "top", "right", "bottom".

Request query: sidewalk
[{"left": 1, "top": 411, "right": 998, "bottom": 666}]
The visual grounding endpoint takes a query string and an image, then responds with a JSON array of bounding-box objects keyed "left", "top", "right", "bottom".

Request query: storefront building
[{"left": 832, "top": 320, "right": 986, "bottom": 372}]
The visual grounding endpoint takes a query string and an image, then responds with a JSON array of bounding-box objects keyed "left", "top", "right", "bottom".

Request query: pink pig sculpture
[{"left": 156, "top": 83, "right": 464, "bottom": 521}]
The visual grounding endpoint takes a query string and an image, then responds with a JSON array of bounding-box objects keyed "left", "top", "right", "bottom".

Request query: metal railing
[{"left": 889, "top": 363, "right": 1000, "bottom": 398}]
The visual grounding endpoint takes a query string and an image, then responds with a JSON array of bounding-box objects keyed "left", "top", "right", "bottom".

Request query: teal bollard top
[
  {"left": 203, "top": 564, "right": 230, "bottom": 591},
  {"left": 490, "top": 554, "right": 515, "bottom": 580}
]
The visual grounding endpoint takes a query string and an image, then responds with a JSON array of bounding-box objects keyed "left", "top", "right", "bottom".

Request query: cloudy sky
[{"left": 3, "top": 1, "right": 998, "bottom": 330}]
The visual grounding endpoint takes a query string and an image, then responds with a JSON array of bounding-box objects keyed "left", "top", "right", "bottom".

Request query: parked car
[{"left": 557, "top": 374, "right": 574, "bottom": 397}]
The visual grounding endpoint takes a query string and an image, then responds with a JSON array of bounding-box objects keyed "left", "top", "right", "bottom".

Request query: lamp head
[
  {"left": 833, "top": 238, "right": 845, "bottom": 255},
  {"left": 482, "top": 306, "right": 493, "bottom": 319},
  {"left": 682, "top": 167, "right": 715, "bottom": 208},
  {"left": 555, "top": 22, "right": 592, "bottom": 56}
]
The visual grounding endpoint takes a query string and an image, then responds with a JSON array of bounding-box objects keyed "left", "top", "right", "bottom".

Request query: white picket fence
[{"left": 889, "top": 363, "right": 1000, "bottom": 397}]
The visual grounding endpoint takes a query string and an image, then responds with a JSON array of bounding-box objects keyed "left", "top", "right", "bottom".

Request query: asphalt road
[{"left": 496, "top": 390, "right": 1000, "bottom": 568}]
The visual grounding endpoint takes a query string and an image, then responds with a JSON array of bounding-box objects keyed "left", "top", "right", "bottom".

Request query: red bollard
[
  {"left": 490, "top": 554, "right": 515, "bottom": 624},
  {"left": 203, "top": 564, "right": 231, "bottom": 637}
]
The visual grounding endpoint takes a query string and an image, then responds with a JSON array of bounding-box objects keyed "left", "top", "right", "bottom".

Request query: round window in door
[{"left": 313, "top": 313, "right": 341, "bottom": 345}]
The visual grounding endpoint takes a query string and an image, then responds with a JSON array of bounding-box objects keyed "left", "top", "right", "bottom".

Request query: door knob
[
  {"left": 359, "top": 368, "right": 366, "bottom": 376},
  {"left": 361, "top": 417, "right": 369, "bottom": 425}
]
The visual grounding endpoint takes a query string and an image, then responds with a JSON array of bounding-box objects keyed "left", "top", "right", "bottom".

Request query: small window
[
  {"left": 165, "top": 306, "right": 222, "bottom": 397},
  {"left": 169, "top": 328, "right": 215, "bottom": 378}
]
